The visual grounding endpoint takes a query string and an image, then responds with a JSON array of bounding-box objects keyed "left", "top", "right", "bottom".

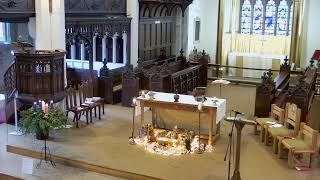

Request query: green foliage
[{"left": 19, "top": 107, "right": 67, "bottom": 137}]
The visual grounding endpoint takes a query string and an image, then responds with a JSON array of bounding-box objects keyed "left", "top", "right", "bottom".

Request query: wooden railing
[{"left": 3, "top": 62, "right": 16, "bottom": 101}]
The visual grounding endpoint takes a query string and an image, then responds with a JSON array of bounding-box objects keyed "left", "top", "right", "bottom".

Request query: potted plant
[{"left": 19, "top": 102, "right": 67, "bottom": 140}]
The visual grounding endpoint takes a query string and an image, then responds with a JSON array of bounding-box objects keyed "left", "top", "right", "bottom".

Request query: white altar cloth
[
  {"left": 228, "top": 52, "right": 286, "bottom": 78},
  {"left": 135, "top": 92, "right": 226, "bottom": 125}
]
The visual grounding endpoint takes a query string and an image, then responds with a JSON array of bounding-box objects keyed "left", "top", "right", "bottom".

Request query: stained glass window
[
  {"left": 240, "top": 0, "right": 252, "bottom": 34},
  {"left": 277, "top": 0, "right": 289, "bottom": 36},
  {"left": 253, "top": 0, "right": 263, "bottom": 35},
  {"left": 288, "top": 4, "right": 293, "bottom": 35},
  {"left": 240, "top": 0, "right": 292, "bottom": 36},
  {"left": 264, "top": 0, "right": 276, "bottom": 35}
]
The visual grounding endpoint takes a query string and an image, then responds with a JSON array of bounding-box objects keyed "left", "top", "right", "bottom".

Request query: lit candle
[
  {"left": 50, "top": 100, "right": 54, "bottom": 108},
  {"left": 33, "top": 102, "right": 37, "bottom": 112},
  {"left": 198, "top": 102, "right": 203, "bottom": 111},
  {"left": 39, "top": 100, "right": 42, "bottom": 111},
  {"left": 132, "top": 97, "right": 137, "bottom": 105},
  {"left": 45, "top": 103, "right": 49, "bottom": 116},
  {"left": 42, "top": 101, "right": 45, "bottom": 112}
]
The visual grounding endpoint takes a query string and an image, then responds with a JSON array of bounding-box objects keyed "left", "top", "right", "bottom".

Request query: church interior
[{"left": 0, "top": 0, "right": 320, "bottom": 180}]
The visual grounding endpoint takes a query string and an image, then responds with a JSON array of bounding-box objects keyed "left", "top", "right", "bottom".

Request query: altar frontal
[{"left": 132, "top": 92, "right": 226, "bottom": 155}]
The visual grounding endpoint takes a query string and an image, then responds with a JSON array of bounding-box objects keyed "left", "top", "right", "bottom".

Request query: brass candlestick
[
  {"left": 195, "top": 103, "right": 204, "bottom": 154},
  {"left": 129, "top": 98, "right": 137, "bottom": 145}
]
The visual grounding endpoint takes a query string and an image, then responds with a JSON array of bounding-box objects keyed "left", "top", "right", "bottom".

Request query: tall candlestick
[
  {"left": 129, "top": 98, "right": 137, "bottom": 145},
  {"left": 45, "top": 103, "right": 49, "bottom": 116},
  {"left": 33, "top": 102, "right": 37, "bottom": 112},
  {"left": 50, "top": 100, "right": 54, "bottom": 108},
  {"left": 39, "top": 100, "right": 42, "bottom": 111},
  {"left": 42, "top": 101, "right": 45, "bottom": 112}
]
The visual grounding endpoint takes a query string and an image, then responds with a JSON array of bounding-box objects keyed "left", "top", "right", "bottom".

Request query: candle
[
  {"left": 50, "top": 100, "right": 54, "bottom": 108},
  {"left": 45, "top": 103, "right": 49, "bottom": 116},
  {"left": 198, "top": 102, "right": 203, "bottom": 111},
  {"left": 42, "top": 101, "right": 45, "bottom": 112},
  {"left": 39, "top": 100, "right": 42, "bottom": 111},
  {"left": 33, "top": 102, "right": 37, "bottom": 112},
  {"left": 132, "top": 98, "right": 137, "bottom": 105}
]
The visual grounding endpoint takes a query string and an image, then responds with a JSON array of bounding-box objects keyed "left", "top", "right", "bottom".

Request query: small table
[
  {"left": 212, "top": 79, "right": 231, "bottom": 97},
  {"left": 135, "top": 92, "right": 226, "bottom": 145}
]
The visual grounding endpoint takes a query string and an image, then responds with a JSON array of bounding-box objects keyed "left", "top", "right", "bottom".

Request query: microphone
[{"left": 232, "top": 110, "right": 245, "bottom": 116}]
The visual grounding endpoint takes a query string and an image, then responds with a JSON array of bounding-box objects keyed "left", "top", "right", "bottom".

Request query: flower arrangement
[{"left": 19, "top": 100, "right": 67, "bottom": 140}]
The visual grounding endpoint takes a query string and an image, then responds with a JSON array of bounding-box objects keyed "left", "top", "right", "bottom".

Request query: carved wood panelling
[
  {"left": 0, "top": 0, "right": 35, "bottom": 22},
  {"left": 65, "top": 0, "right": 127, "bottom": 16},
  {"left": 138, "top": 0, "right": 193, "bottom": 61}
]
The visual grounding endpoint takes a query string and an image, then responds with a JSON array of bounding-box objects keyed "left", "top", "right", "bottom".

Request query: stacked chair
[{"left": 255, "top": 103, "right": 318, "bottom": 168}]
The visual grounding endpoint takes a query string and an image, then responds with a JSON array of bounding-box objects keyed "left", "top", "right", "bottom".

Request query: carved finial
[
  {"left": 284, "top": 56, "right": 289, "bottom": 64},
  {"left": 310, "top": 60, "right": 315, "bottom": 67},
  {"left": 103, "top": 58, "right": 108, "bottom": 67},
  {"left": 267, "top": 69, "right": 273, "bottom": 78},
  {"left": 261, "top": 72, "right": 268, "bottom": 83},
  {"left": 180, "top": 49, "right": 184, "bottom": 56},
  {"left": 160, "top": 48, "right": 166, "bottom": 56}
]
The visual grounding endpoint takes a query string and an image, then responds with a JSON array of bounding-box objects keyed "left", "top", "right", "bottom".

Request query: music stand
[{"left": 225, "top": 117, "right": 256, "bottom": 180}]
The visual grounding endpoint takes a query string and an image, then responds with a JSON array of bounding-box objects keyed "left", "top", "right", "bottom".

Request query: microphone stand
[{"left": 224, "top": 112, "right": 239, "bottom": 180}]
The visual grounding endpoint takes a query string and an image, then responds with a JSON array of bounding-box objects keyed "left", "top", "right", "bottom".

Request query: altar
[
  {"left": 227, "top": 52, "right": 286, "bottom": 78},
  {"left": 135, "top": 92, "right": 226, "bottom": 145}
]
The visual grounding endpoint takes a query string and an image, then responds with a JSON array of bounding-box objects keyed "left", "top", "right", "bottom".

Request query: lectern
[{"left": 225, "top": 117, "right": 256, "bottom": 180}]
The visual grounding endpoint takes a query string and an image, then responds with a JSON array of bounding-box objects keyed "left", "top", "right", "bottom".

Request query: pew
[
  {"left": 287, "top": 66, "right": 317, "bottom": 122},
  {"left": 170, "top": 65, "right": 201, "bottom": 94},
  {"left": 255, "top": 58, "right": 291, "bottom": 117},
  {"left": 121, "top": 52, "right": 189, "bottom": 106},
  {"left": 98, "top": 61, "right": 125, "bottom": 104}
]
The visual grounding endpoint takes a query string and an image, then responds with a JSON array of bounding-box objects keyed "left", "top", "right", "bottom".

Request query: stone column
[
  {"left": 113, "top": 32, "right": 118, "bottom": 63},
  {"left": 127, "top": 0, "right": 139, "bottom": 67},
  {"left": 35, "top": 0, "right": 66, "bottom": 86},
  {"left": 71, "top": 39, "right": 76, "bottom": 59},
  {"left": 122, "top": 31, "right": 128, "bottom": 65},
  {"left": 102, "top": 34, "right": 107, "bottom": 61},
  {"left": 35, "top": 0, "right": 51, "bottom": 50},
  {"left": 81, "top": 40, "right": 85, "bottom": 60},
  {"left": 93, "top": 35, "right": 97, "bottom": 61}
]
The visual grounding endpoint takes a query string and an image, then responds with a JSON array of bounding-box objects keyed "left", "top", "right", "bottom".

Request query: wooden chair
[
  {"left": 254, "top": 104, "right": 285, "bottom": 142},
  {"left": 266, "top": 103, "right": 301, "bottom": 153},
  {"left": 277, "top": 123, "right": 318, "bottom": 168},
  {"left": 79, "top": 82, "right": 102, "bottom": 122},
  {"left": 65, "top": 87, "right": 89, "bottom": 128},
  {"left": 83, "top": 80, "right": 105, "bottom": 115}
]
